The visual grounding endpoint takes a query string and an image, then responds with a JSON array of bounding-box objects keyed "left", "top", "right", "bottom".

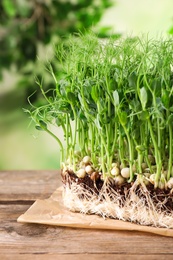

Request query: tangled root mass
[{"left": 62, "top": 172, "right": 173, "bottom": 229}]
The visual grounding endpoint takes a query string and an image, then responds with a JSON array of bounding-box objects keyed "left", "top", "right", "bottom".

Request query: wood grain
[
  {"left": 1, "top": 171, "right": 173, "bottom": 259},
  {"left": 1, "top": 255, "right": 173, "bottom": 260},
  {"left": 1, "top": 204, "right": 173, "bottom": 255},
  {"left": 0, "top": 170, "right": 61, "bottom": 201}
]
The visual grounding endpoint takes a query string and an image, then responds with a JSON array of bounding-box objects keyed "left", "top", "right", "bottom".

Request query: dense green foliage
[
  {"left": 26, "top": 33, "right": 173, "bottom": 188},
  {"left": 0, "top": 0, "right": 114, "bottom": 100}
]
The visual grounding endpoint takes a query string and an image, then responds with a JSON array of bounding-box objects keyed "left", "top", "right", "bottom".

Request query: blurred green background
[{"left": 1, "top": 0, "right": 173, "bottom": 170}]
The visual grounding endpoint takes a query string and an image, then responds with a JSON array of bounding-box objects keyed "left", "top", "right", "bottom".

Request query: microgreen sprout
[{"left": 27, "top": 32, "right": 173, "bottom": 190}]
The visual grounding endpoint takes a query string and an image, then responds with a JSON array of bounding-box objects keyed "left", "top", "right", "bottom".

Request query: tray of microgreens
[{"left": 26, "top": 33, "right": 173, "bottom": 228}]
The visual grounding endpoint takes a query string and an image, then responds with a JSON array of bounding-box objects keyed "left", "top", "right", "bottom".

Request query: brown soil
[{"left": 61, "top": 170, "right": 173, "bottom": 213}]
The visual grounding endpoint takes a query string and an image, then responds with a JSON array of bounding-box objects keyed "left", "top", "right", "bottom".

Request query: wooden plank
[
  {"left": 0, "top": 170, "right": 61, "bottom": 201},
  {"left": 1, "top": 254, "right": 173, "bottom": 260},
  {"left": 1, "top": 171, "right": 173, "bottom": 257},
  {"left": 1, "top": 204, "right": 173, "bottom": 256}
]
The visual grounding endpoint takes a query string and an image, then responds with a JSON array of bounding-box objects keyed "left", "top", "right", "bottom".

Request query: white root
[
  {"left": 62, "top": 179, "right": 173, "bottom": 228},
  {"left": 62, "top": 157, "right": 173, "bottom": 228}
]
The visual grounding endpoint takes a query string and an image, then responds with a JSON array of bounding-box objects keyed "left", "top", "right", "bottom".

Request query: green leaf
[
  {"left": 2, "top": 0, "right": 16, "bottom": 17},
  {"left": 113, "top": 90, "right": 119, "bottom": 107},
  {"left": 130, "top": 99, "right": 141, "bottom": 112},
  {"left": 39, "top": 120, "right": 47, "bottom": 129},
  {"left": 59, "top": 80, "right": 70, "bottom": 98},
  {"left": 35, "top": 125, "right": 43, "bottom": 131},
  {"left": 128, "top": 72, "right": 137, "bottom": 87},
  {"left": 132, "top": 127, "right": 140, "bottom": 140},
  {"left": 167, "top": 114, "right": 173, "bottom": 126},
  {"left": 56, "top": 117, "right": 63, "bottom": 127},
  {"left": 78, "top": 109, "right": 86, "bottom": 120},
  {"left": 139, "top": 87, "right": 147, "bottom": 110},
  {"left": 118, "top": 111, "right": 127, "bottom": 126},
  {"left": 162, "top": 89, "right": 170, "bottom": 109},
  {"left": 66, "top": 92, "right": 76, "bottom": 102},
  {"left": 152, "top": 79, "right": 161, "bottom": 97},
  {"left": 139, "top": 111, "right": 149, "bottom": 121},
  {"left": 95, "top": 114, "right": 102, "bottom": 130},
  {"left": 136, "top": 145, "right": 146, "bottom": 152},
  {"left": 108, "top": 79, "right": 118, "bottom": 91},
  {"left": 91, "top": 85, "right": 98, "bottom": 103},
  {"left": 169, "top": 106, "right": 173, "bottom": 112}
]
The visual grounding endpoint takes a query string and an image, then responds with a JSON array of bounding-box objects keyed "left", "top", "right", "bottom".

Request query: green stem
[
  {"left": 167, "top": 123, "right": 173, "bottom": 179},
  {"left": 101, "top": 138, "right": 106, "bottom": 179},
  {"left": 148, "top": 119, "right": 162, "bottom": 187},
  {"left": 66, "top": 114, "right": 69, "bottom": 159},
  {"left": 78, "top": 120, "right": 86, "bottom": 157},
  {"left": 123, "top": 127, "right": 134, "bottom": 182},
  {"left": 90, "top": 124, "right": 97, "bottom": 166},
  {"left": 138, "top": 153, "right": 143, "bottom": 173},
  {"left": 71, "top": 105, "right": 77, "bottom": 150},
  {"left": 119, "top": 133, "right": 125, "bottom": 167},
  {"left": 143, "top": 123, "right": 153, "bottom": 173},
  {"left": 111, "top": 121, "right": 118, "bottom": 156}
]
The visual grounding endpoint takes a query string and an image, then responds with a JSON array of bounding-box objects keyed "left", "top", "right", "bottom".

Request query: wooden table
[{"left": 1, "top": 171, "right": 173, "bottom": 260}]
